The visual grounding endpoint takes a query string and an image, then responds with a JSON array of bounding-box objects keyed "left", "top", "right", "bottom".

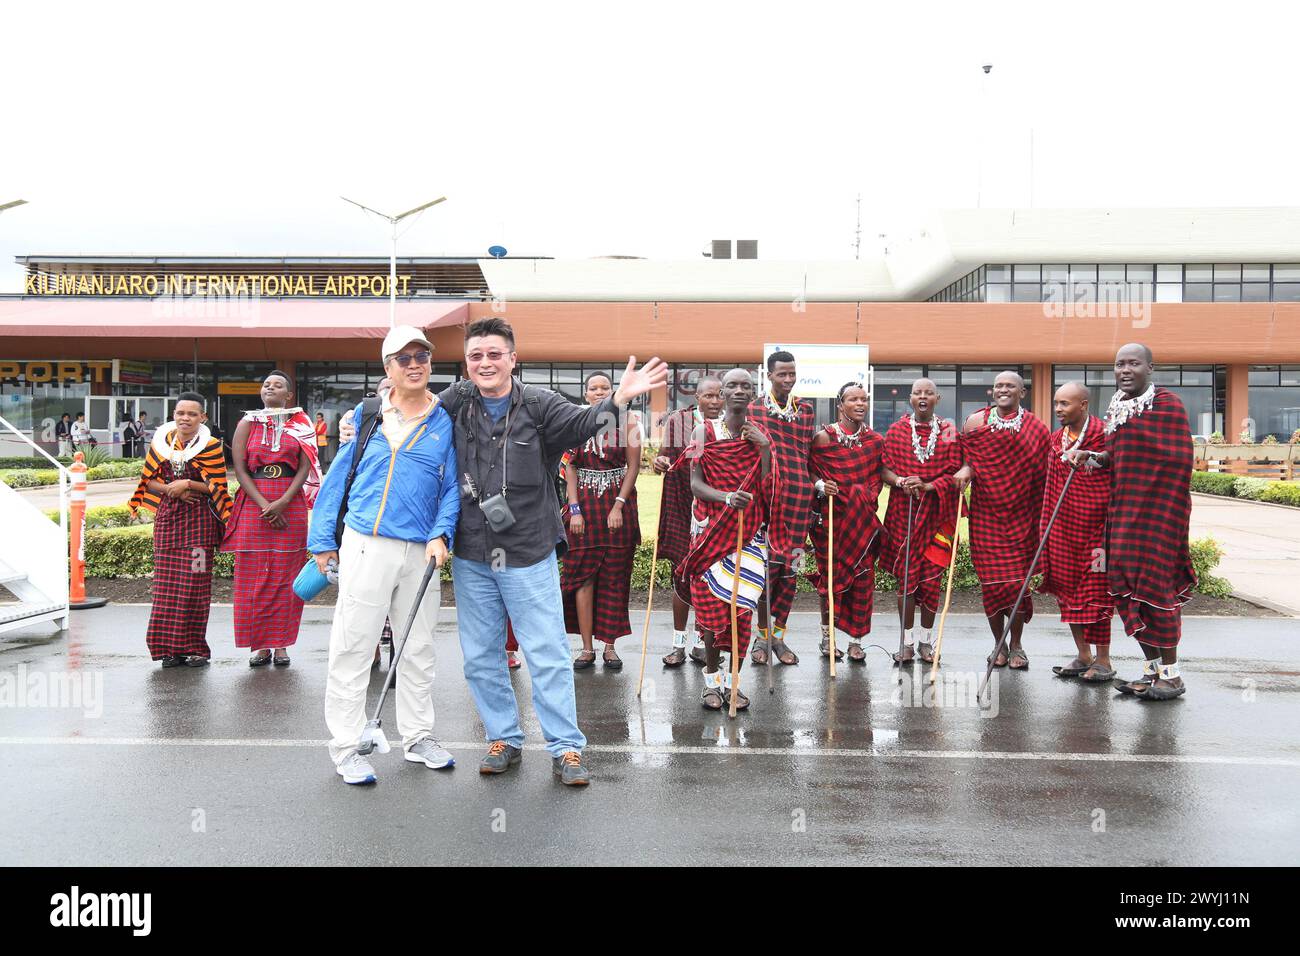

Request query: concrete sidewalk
[{"left": 1190, "top": 492, "right": 1300, "bottom": 616}]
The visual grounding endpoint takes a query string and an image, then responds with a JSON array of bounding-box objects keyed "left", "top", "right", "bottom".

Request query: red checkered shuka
[
  {"left": 145, "top": 460, "right": 222, "bottom": 659},
  {"left": 655, "top": 407, "right": 698, "bottom": 566},
  {"left": 747, "top": 396, "right": 815, "bottom": 558},
  {"left": 878, "top": 415, "right": 962, "bottom": 587},
  {"left": 963, "top": 406, "right": 1051, "bottom": 598},
  {"left": 676, "top": 421, "right": 782, "bottom": 639},
  {"left": 222, "top": 421, "right": 310, "bottom": 553},
  {"left": 561, "top": 544, "right": 635, "bottom": 643},
  {"left": 1038, "top": 415, "right": 1112, "bottom": 624},
  {"left": 809, "top": 428, "right": 885, "bottom": 639},
  {"left": 1106, "top": 387, "right": 1196, "bottom": 609}
]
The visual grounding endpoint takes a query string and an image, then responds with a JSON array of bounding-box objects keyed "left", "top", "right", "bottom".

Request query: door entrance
[{"left": 84, "top": 396, "right": 171, "bottom": 457}]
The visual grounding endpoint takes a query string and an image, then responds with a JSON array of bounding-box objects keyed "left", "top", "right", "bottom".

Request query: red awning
[{"left": 0, "top": 297, "right": 470, "bottom": 338}]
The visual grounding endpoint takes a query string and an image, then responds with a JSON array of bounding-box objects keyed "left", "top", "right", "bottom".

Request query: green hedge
[
  {"left": 0, "top": 459, "right": 145, "bottom": 487},
  {"left": 1191, "top": 469, "right": 1299, "bottom": 507},
  {"left": 81, "top": 526, "right": 1234, "bottom": 600}
]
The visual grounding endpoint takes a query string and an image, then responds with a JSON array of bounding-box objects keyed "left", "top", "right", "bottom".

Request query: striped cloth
[{"left": 129, "top": 423, "right": 231, "bottom": 524}]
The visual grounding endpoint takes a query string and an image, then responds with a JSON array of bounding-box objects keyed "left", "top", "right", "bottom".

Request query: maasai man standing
[
  {"left": 223, "top": 371, "right": 322, "bottom": 667},
  {"left": 1041, "top": 382, "right": 1115, "bottom": 683},
  {"left": 961, "top": 371, "right": 1051, "bottom": 670},
  {"left": 655, "top": 376, "right": 724, "bottom": 666},
  {"left": 128, "top": 392, "right": 232, "bottom": 667},
  {"left": 748, "top": 350, "right": 815, "bottom": 666},
  {"left": 676, "top": 368, "right": 781, "bottom": 712},
  {"left": 808, "top": 382, "right": 888, "bottom": 663},
  {"left": 878, "top": 378, "right": 970, "bottom": 663},
  {"left": 1083, "top": 344, "right": 1195, "bottom": 701},
  {"left": 564, "top": 372, "right": 642, "bottom": 671}
]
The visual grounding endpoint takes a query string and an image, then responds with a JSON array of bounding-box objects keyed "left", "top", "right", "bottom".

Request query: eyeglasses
[
  {"left": 391, "top": 350, "right": 432, "bottom": 368},
  {"left": 466, "top": 349, "right": 510, "bottom": 363}
]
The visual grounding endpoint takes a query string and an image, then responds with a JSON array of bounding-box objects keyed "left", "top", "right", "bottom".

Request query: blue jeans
[{"left": 452, "top": 555, "right": 586, "bottom": 757}]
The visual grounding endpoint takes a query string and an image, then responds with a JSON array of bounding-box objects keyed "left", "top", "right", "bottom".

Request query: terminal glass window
[{"left": 1247, "top": 366, "right": 1300, "bottom": 441}]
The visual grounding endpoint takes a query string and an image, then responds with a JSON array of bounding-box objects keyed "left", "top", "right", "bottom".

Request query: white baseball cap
[{"left": 381, "top": 325, "right": 433, "bottom": 362}]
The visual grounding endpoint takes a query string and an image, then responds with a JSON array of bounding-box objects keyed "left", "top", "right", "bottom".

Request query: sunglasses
[
  {"left": 391, "top": 350, "right": 432, "bottom": 368},
  {"left": 466, "top": 349, "right": 511, "bottom": 363}
]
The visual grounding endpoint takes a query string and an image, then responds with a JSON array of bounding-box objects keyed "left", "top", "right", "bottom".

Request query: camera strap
[{"left": 465, "top": 392, "right": 514, "bottom": 503}]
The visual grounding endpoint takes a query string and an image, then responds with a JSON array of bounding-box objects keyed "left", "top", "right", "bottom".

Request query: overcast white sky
[{"left": 2, "top": 0, "right": 1299, "bottom": 290}]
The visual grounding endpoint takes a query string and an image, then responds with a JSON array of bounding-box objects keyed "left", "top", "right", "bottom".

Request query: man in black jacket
[{"left": 439, "top": 317, "right": 665, "bottom": 786}]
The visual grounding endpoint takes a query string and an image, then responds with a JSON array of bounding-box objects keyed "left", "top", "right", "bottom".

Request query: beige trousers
[{"left": 325, "top": 526, "right": 440, "bottom": 764}]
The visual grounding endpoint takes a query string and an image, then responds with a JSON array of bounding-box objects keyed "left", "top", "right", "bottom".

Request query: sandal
[
  {"left": 1114, "top": 676, "right": 1155, "bottom": 695},
  {"left": 1136, "top": 678, "right": 1186, "bottom": 701},
  {"left": 847, "top": 641, "right": 867, "bottom": 663},
  {"left": 688, "top": 644, "right": 709, "bottom": 665},
  {"left": 1078, "top": 663, "right": 1117, "bottom": 683},
  {"left": 819, "top": 636, "right": 844, "bottom": 661},
  {"left": 1052, "top": 657, "right": 1092, "bottom": 678},
  {"left": 750, "top": 638, "right": 769, "bottom": 664},
  {"left": 702, "top": 685, "right": 725, "bottom": 711},
  {"left": 722, "top": 687, "right": 751, "bottom": 711},
  {"left": 249, "top": 649, "right": 272, "bottom": 667},
  {"left": 894, "top": 645, "right": 915, "bottom": 665},
  {"left": 573, "top": 651, "right": 597, "bottom": 671},
  {"left": 1008, "top": 647, "right": 1029, "bottom": 671},
  {"left": 602, "top": 647, "right": 623, "bottom": 670},
  {"left": 662, "top": 647, "right": 686, "bottom": 667},
  {"left": 771, "top": 639, "right": 799, "bottom": 666},
  {"left": 917, "top": 642, "right": 935, "bottom": 664},
  {"left": 989, "top": 647, "right": 1009, "bottom": 668},
  {"left": 273, "top": 651, "right": 290, "bottom": 667}
]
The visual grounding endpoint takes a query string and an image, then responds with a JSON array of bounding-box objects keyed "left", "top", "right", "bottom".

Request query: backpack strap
[{"left": 335, "top": 396, "right": 383, "bottom": 548}]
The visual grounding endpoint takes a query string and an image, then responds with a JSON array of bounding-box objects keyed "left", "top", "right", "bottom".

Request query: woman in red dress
[
  {"left": 563, "top": 373, "right": 641, "bottom": 670},
  {"left": 223, "top": 371, "right": 321, "bottom": 666}
]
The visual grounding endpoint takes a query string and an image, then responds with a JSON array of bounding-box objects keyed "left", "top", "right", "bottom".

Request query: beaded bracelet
[{"left": 568, "top": 503, "right": 581, "bottom": 515}]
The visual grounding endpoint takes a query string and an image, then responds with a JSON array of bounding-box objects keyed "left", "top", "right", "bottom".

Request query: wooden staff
[
  {"left": 635, "top": 533, "right": 660, "bottom": 699},
  {"left": 929, "top": 491, "right": 965, "bottom": 685},
  {"left": 728, "top": 512, "right": 745, "bottom": 718},
  {"left": 827, "top": 493, "right": 837, "bottom": 678}
]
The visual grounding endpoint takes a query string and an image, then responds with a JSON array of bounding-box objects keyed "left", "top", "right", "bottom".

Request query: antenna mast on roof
[{"left": 854, "top": 194, "right": 862, "bottom": 260}]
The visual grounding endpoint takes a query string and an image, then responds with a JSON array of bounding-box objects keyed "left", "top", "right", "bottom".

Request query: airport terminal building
[{"left": 2, "top": 208, "right": 1299, "bottom": 456}]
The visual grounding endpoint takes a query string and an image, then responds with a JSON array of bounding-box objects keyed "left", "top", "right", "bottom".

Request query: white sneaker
[
  {"left": 336, "top": 750, "right": 377, "bottom": 785},
  {"left": 404, "top": 737, "right": 455, "bottom": 769}
]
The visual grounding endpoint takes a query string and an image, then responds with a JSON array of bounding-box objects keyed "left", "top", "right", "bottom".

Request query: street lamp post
[
  {"left": 340, "top": 195, "right": 446, "bottom": 327},
  {"left": 0, "top": 199, "right": 28, "bottom": 214}
]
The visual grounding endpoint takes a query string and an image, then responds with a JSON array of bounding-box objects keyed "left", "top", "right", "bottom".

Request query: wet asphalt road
[{"left": 1, "top": 604, "right": 1297, "bottom": 866}]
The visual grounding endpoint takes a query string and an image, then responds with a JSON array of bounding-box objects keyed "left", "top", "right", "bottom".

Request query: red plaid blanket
[
  {"left": 808, "top": 429, "right": 885, "bottom": 588},
  {"left": 747, "top": 396, "right": 815, "bottom": 559},
  {"left": 1106, "top": 387, "right": 1196, "bottom": 608},
  {"left": 1037, "top": 415, "right": 1111, "bottom": 617},
  {"left": 878, "top": 415, "right": 962, "bottom": 585},
  {"left": 963, "top": 407, "right": 1051, "bottom": 587},
  {"left": 655, "top": 407, "right": 696, "bottom": 565}
]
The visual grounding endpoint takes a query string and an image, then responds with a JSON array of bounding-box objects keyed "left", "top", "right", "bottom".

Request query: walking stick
[
  {"left": 896, "top": 491, "right": 915, "bottom": 681},
  {"left": 764, "top": 541, "right": 775, "bottom": 694},
  {"left": 728, "top": 512, "right": 746, "bottom": 718},
  {"left": 635, "top": 532, "right": 660, "bottom": 698},
  {"left": 929, "top": 490, "right": 965, "bottom": 685},
  {"left": 828, "top": 494, "right": 837, "bottom": 678},
  {"left": 979, "top": 468, "right": 1076, "bottom": 700}
]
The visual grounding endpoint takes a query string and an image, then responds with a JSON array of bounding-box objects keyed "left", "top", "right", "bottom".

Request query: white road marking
[{"left": 0, "top": 736, "right": 1296, "bottom": 767}]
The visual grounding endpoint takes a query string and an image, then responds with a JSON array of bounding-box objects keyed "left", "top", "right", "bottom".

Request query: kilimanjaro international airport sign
[{"left": 26, "top": 273, "right": 414, "bottom": 297}]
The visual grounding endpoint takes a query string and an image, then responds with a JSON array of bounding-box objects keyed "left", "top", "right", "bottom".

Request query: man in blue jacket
[{"left": 310, "top": 326, "right": 460, "bottom": 785}]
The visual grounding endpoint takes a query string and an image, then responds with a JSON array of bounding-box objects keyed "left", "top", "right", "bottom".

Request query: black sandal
[
  {"left": 249, "top": 649, "right": 272, "bottom": 667},
  {"left": 771, "top": 639, "right": 799, "bottom": 665},
  {"left": 602, "top": 648, "right": 623, "bottom": 670},
  {"left": 688, "top": 644, "right": 709, "bottom": 665},
  {"left": 722, "top": 687, "right": 750, "bottom": 711},
  {"left": 1052, "top": 657, "right": 1092, "bottom": 678},
  {"left": 702, "top": 685, "right": 725, "bottom": 710},
  {"left": 750, "top": 638, "right": 770, "bottom": 664},
  {"left": 273, "top": 651, "right": 290, "bottom": 667},
  {"left": 917, "top": 642, "right": 935, "bottom": 664},
  {"left": 663, "top": 646, "right": 686, "bottom": 667},
  {"left": 573, "top": 651, "right": 597, "bottom": 671},
  {"left": 819, "top": 636, "right": 844, "bottom": 661},
  {"left": 847, "top": 642, "right": 867, "bottom": 663}
]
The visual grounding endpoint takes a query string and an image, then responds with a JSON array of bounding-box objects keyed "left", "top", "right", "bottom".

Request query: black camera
[{"left": 479, "top": 492, "right": 517, "bottom": 533}]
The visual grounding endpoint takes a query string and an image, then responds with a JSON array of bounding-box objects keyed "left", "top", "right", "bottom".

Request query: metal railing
[{"left": 0, "top": 414, "right": 70, "bottom": 622}]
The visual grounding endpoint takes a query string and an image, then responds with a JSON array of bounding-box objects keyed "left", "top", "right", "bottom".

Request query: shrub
[
  {"left": 1259, "top": 482, "right": 1300, "bottom": 508},
  {"left": 1190, "top": 471, "right": 1236, "bottom": 496},
  {"left": 1189, "top": 536, "right": 1232, "bottom": 598},
  {"left": 1232, "top": 476, "right": 1268, "bottom": 500},
  {"left": 1292, "top": 429, "right": 1300, "bottom": 444},
  {"left": 1207, "top": 431, "right": 1224, "bottom": 444},
  {"left": 76, "top": 445, "right": 113, "bottom": 469},
  {"left": 1261, "top": 434, "right": 1279, "bottom": 445},
  {"left": 1238, "top": 428, "right": 1255, "bottom": 444}
]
